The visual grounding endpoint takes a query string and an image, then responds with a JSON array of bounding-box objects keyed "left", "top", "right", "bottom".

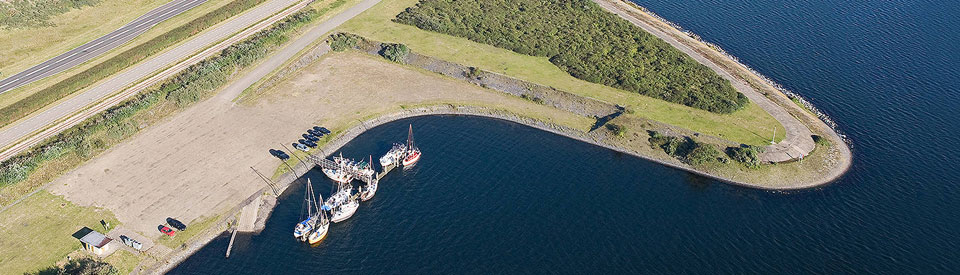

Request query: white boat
[
  {"left": 379, "top": 143, "right": 407, "bottom": 167},
  {"left": 294, "top": 179, "right": 320, "bottom": 241},
  {"left": 322, "top": 168, "right": 353, "bottom": 183},
  {"left": 331, "top": 195, "right": 359, "bottom": 223},
  {"left": 307, "top": 190, "right": 330, "bottom": 244},
  {"left": 401, "top": 125, "right": 421, "bottom": 167}
]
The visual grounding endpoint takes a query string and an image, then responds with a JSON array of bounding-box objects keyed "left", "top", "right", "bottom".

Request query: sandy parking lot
[{"left": 49, "top": 51, "right": 584, "bottom": 239}]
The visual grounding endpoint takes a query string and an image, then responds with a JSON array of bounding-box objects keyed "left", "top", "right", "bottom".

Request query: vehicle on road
[
  {"left": 159, "top": 225, "right": 176, "bottom": 237},
  {"left": 293, "top": 143, "right": 309, "bottom": 152},
  {"left": 166, "top": 217, "right": 187, "bottom": 231}
]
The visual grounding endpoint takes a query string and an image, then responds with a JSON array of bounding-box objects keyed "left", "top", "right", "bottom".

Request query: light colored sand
[{"left": 48, "top": 51, "right": 586, "bottom": 239}]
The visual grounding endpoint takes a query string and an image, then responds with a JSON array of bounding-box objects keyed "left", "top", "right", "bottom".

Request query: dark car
[
  {"left": 166, "top": 217, "right": 187, "bottom": 231},
  {"left": 312, "top": 126, "right": 323, "bottom": 132},
  {"left": 269, "top": 149, "right": 289, "bottom": 160},
  {"left": 300, "top": 139, "right": 318, "bottom": 148},
  {"left": 303, "top": 133, "right": 319, "bottom": 142},
  {"left": 307, "top": 129, "right": 323, "bottom": 137},
  {"left": 318, "top": 127, "right": 331, "bottom": 134}
]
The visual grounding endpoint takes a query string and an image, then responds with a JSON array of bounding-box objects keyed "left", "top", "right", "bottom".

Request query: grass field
[
  {"left": 0, "top": 0, "right": 170, "bottom": 77},
  {"left": 0, "top": 191, "right": 120, "bottom": 274},
  {"left": 103, "top": 249, "right": 144, "bottom": 274},
  {"left": 0, "top": 0, "right": 238, "bottom": 113},
  {"left": 338, "top": 0, "right": 784, "bottom": 146}
]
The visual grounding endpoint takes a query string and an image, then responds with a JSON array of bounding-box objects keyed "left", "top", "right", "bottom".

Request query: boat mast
[{"left": 407, "top": 124, "right": 415, "bottom": 148}]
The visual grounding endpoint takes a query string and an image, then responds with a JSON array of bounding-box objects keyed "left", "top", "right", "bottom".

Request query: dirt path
[
  {"left": 593, "top": 0, "right": 816, "bottom": 162},
  {"left": 47, "top": 52, "right": 584, "bottom": 239}
]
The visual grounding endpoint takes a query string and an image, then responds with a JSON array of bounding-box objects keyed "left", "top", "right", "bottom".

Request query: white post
[{"left": 771, "top": 127, "right": 777, "bottom": 145}]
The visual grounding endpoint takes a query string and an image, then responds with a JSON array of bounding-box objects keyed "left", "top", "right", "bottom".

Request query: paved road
[
  {"left": 594, "top": 0, "right": 815, "bottom": 162},
  {"left": 0, "top": 0, "right": 306, "bottom": 161},
  {"left": 0, "top": 0, "right": 208, "bottom": 94}
]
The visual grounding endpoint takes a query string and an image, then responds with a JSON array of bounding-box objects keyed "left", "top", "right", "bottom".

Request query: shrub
[
  {"left": 379, "top": 43, "right": 409, "bottom": 62},
  {"left": 812, "top": 134, "right": 830, "bottom": 147},
  {"left": 394, "top": 0, "right": 748, "bottom": 113},
  {"left": 466, "top": 66, "right": 483, "bottom": 79},
  {"left": 329, "top": 33, "right": 361, "bottom": 51},
  {"left": 605, "top": 123, "right": 627, "bottom": 137},
  {"left": 30, "top": 256, "right": 118, "bottom": 275},
  {"left": 686, "top": 142, "right": 721, "bottom": 165},
  {"left": 726, "top": 145, "right": 761, "bottom": 167},
  {"left": 648, "top": 131, "right": 720, "bottom": 165}
]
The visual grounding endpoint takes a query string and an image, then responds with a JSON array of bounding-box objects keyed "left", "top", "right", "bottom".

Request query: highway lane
[
  {"left": 0, "top": 0, "right": 305, "bottom": 161},
  {"left": 0, "top": 0, "right": 208, "bottom": 94}
]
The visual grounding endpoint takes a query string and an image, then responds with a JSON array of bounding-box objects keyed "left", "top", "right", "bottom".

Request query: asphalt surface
[
  {"left": 0, "top": 0, "right": 208, "bottom": 94},
  {"left": 0, "top": 0, "right": 305, "bottom": 161}
]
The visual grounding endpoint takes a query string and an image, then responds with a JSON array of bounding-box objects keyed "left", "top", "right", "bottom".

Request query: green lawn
[
  {"left": 339, "top": 0, "right": 784, "bottom": 145},
  {"left": 0, "top": 191, "right": 120, "bottom": 274},
  {"left": 103, "top": 249, "right": 144, "bottom": 274}
]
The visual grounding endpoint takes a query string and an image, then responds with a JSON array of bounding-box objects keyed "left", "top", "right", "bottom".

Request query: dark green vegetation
[
  {"left": 394, "top": 0, "right": 747, "bottom": 113},
  {"left": 0, "top": 8, "right": 321, "bottom": 194},
  {"left": 379, "top": 43, "right": 409, "bottom": 62},
  {"left": 329, "top": 33, "right": 363, "bottom": 51},
  {"left": 605, "top": 123, "right": 626, "bottom": 137},
  {"left": 648, "top": 131, "right": 721, "bottom": 165},
  {"left": 725, "top": 145, "right": 762, "bottom": 167},
  {"left": 0, "top": 0, "right": 100, "bottom": 29},
  {"left": 0, "top": 0, "right": 267, "bottom": 127},
  {"left": 812, "top": 134, "right": 830, "bottom": 147},
  {"left": 30, "top": 257, "right": 118, "bottom": 275}
]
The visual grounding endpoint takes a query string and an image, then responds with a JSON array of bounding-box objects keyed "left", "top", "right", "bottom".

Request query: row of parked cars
[{"left": 270, "top": 126, "right": 331, "bottom": 160}]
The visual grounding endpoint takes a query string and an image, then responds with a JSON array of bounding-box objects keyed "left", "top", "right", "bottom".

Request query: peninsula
[{"left": 0, "top": 0, "right": 850, "bottom": 273}]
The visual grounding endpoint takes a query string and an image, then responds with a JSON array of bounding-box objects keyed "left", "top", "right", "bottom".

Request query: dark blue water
[{"left": 171, "top": 0, "right": 960, "bottom": 273}]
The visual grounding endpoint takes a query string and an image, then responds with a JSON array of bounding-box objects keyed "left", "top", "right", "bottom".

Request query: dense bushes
[
  {"left": 379, "top": 43, "right": 409, "bottom": 62},
  {"left": 648, "top": 131, "right": 721, "bottom": 165},
  {"left": 395, "top": 0, "right": 748, "bottom": 113},
  {"left": 725, "top": 145, "right": 762, "bottom": 167},
  {"left": 30, "top": 256, "right": 118, "bottom": 275},
  {"left": 0, "top": 0, "right": 267, "bottom": 127},
  {"left": 329, "top": 33, "right": 362, "bottom": 51},
  {"left": 0, "top": 0, "right": 100, "bottom": 29},
  {"left": 605, "top": 123, "right": 627, "bottom": 137},
  {"left": 0, "top": 9, "right": 320, "bottom": 190}
]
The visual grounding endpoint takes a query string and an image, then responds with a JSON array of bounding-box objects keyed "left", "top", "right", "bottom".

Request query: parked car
[
  {"left": 299, "top": 139, "right": 317, "bottom": 148},
  {"left": 302, "top": 133, "right": 319, "bottom": 142},
  {"left": 293, "top": 143, "right": 309, "bottom": 152},
  {"left": 166, "top": 217, "right": 187, "bottom": 231},
  {"left": 318, "top": 127, "right": 331, "bottom": 134},
  {"left": 307, "top": 129, "right": 323, "bottom": 137},
  {"left": 158, "top": 225, "right": 176, "bottom": 237},
  {"left": 277, "top": 151, "right": 290, "bottom": 160}
]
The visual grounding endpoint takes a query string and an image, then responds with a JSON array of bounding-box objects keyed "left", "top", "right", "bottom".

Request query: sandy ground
[{"left": 48, "top": 52, "right": 582, "bottom": 239}]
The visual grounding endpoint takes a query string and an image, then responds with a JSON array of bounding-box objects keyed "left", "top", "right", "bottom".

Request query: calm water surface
[{"left": 171, "top": 0, "right": 960, "bottom": 273}]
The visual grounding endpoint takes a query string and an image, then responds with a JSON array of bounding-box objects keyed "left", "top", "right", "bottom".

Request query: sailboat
[
  {"left": 307, "top": 191, "right": 330, "bottom": 244},
  {"left": 293, "top": 179, "right": 320, "bottom": 241},
  {"left": 360, "top": 156, "right": 378, "bottom": 201},
  {"left": 401, "top": 124, "right": 421, "bottom": 167}
]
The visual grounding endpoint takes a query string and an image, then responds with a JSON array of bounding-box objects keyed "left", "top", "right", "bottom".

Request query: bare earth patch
[{"left": 48, "top": 51, "right": 588, "bottom": 240}]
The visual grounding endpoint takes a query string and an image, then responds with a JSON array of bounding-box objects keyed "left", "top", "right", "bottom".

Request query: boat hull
[
  {"left": 307, "top": 222, "right": 329, "bottom": 244},
  {"left": 401, "top": 150, "right": 420, "bottom": 166},
  {"left": 331, "top": 200, "right": 359, "bottom": 223},
  {"left": 360, "top": 185, "right": 377, "bottom": 201}
]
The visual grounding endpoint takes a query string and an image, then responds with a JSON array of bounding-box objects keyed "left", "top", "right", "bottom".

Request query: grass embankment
[
  {"left": 395, "top": 0, "right": 745, "bottom": 114},
  {"left": 0, "top": 0, "right": 100, "bottom": 29},
  {"left": 0, "top": 0, "right": 269, "bottom": 128},
  {"left": 338, "top": 0, "right": 784, "bottom": 145},
  {"left": 0, "top": 191, "right": 119, "bottom": 274},
  {"left": 0, "top": 6, "right": 331, "bottom": 206}
]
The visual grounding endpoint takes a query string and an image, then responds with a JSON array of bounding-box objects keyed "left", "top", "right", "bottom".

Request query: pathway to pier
[{"left": 594, "top": 0, "right": 816, "bottom": 162}]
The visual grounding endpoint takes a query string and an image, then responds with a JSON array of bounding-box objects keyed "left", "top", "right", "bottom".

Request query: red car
[{"left": 158, "top": 225, "right": 176, "bottom": 237}]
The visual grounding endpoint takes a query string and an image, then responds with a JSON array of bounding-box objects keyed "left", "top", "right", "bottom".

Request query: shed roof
[{"left": 79, "top": 230, "right": 112, "bottom": 248}]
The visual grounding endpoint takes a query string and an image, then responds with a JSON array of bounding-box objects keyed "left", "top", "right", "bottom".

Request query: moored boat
[
  {"left": 331, "top": 192, "right": 359, "bottom": 223},
  {"left": 379, "top": 143, "right": 407, "bottom": 167},
  {"left": 401, "top": 125, "right": 421, "bottom": 167},
  {"left": 294, "top": 179, "right": 320, "bottom": 241},
  {"left": 307, "top": 190, "right": 330, "bottom": 245}
]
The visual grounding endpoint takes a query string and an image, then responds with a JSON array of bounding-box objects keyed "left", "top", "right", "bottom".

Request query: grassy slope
[
  {"left": 338, "top": 0, "right": 785, "bottom": 146},
  {"left": 0, "top": 191, "right": 120, "bottom": 274},
  {"left": 0, "top": 0, "right": 169, "bottom": 77},
  {"left": 0, "top": 0, "right": 238, "bottom": 111}
]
